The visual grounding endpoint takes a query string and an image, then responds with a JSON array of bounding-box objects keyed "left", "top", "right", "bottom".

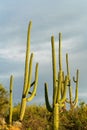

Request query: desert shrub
[
  {"left": 12, "top": 103, "right": 20, "bottom": 121},
  {"left": 23, "top": 104, "right": 52, "bottom": 130},
  {"left": 59, "top": 102, "right": 87, "bottom": 130},
  {"left": 4, "top": 102, "right": 87, "bottom": 130},
  {"left": 0, "top": 84, "right": 9, "bottom": 116}
]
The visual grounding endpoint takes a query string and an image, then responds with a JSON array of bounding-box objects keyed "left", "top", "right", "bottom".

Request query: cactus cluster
[
  {"left": 8, "top": 21, "right": 39, "bottom": 123},
  {"left": 44, "top": 33, "right": 79, "bottom": 130},
  {"left": 3, "top": 21, "right": 79, "bottom": 129}
]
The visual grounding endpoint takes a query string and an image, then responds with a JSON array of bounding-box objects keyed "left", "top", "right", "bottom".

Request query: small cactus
[{"left": 9, "top": 75, "right": 14, "bottom": 125}]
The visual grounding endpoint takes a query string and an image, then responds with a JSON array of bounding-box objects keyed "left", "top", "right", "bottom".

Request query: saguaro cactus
[
  {"left": 19, "top": 21, "right": 39, "bottom": 121},
  {"left": 9, "top": 75, "right": 14, "bottom": 125},
  {"left": 44, "top": 33, "right": 68, "bottom": 130},
  {"left": 66, "top": 53, "right": 79, "bottom": 109}
]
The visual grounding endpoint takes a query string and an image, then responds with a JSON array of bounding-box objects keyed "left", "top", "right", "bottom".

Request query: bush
[
  {"left": 60, "top": 102, "right": 87, "bottom": 130},
  {"left": 10, "top": 103, "right": 87, "bottom": 130},
  {"left": 23, "top": 104, "right": 52, "bottom": 130},
  {"left": 0, "top": 84, "right": 9, "bottom": 116}
]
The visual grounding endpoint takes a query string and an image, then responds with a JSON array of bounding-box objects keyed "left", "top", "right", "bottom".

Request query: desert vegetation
[
  {"left": 0, "top": 21, "right": 86, "bottom": 130},
  {"left": 0, "top": 100, "right": 87, "bottom": 130}
]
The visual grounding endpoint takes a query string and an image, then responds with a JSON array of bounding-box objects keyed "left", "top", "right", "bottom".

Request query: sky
[{"left": 0, "top": 0, "right": 87, "bottom": 105}]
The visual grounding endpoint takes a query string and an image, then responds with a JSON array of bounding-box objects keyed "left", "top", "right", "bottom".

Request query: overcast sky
[{"left": 0, "top": 1, "right": 87, "bottom": 105}]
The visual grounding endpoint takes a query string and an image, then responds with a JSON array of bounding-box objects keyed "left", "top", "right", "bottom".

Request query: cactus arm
[
  {"left": 27, "top": 21, "right": 32, "bottom": 53},
  {"left": 26, "top": 53, "right": 34, "bottom": 95},
  {"left": 57, "top": 33, "right": 63, "bottom": 101},
  {"left": 61, "top": 71, "right": 64, "bottom": 97},
  {"left": 57, "top": 72, "right": 62, "bottom": 101},
  {"left": 9, "top": 75, "right": 13, "bottom": 125},
  {"left": 66, "top": 69, "right": 79, "bottom": 109},
  {"left": 59, "top": 76, "right": 68, "bottom": 103},
  {"left": 66, "top": 53, "right": 72, "bottom": 98},
  {"left": 23, "top": 21, "right": 32, "bottom": 95},
  {"left": 51, "top": 36, "right": 57, "bottom": 105},
  {"left": 73, "top": 69, "right": 79, "bottom": 83},
  {"left": 59, "top": 33, "right": 62, "bottom": 71},
  {"left": 66, "top": 53, "right": 74, "bottom": 108},
  {"left": 27, "top": 63, "right": 38, "bottom": 102},
  {"left": 66, "top": 53, "right": 70, "bottom": 78},
  {"left": 66, "top": 53, "right": 72, "bottom": 95},
  {"left": 61, "top": 72, "right": 67, "bottom": 109},
  {"left": 69, "top": 83, "right": 73, "bottom": 107},
  {"left": 57, "top": 69, "right": 66, "bottom": 102},
  {"left": 44, "top": 83, "right": 53, "bottom": 112},
  {"left": 73, "top": 69, "right": 79, "bottom": 107},
  {"left": 66, "top": 86, "right": 72, "bottom": 104}
]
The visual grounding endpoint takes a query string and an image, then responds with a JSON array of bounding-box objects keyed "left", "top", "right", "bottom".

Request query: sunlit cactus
[
  {"left": 9, "top": 75, "right": 14, "bottom": 125},
  {"left": 19, "top": 21, "right": 39, "bottom": 121},
  {"left": 66, "top": 53, "right": 79, "bottom": 109},
  {"left": 44, "top": 33, "right": 68, "bottom": 130},
  {"left": 73, "top": 69, "right": 79, "bottom": 107}
]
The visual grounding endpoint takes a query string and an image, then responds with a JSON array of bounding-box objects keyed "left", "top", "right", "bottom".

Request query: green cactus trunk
[
  {"left": 53, "top": 103, "right": 59, "bottom": 130},
  {"left": 9, "top": 75, "right": 13, "bottom": 125},
  {"left": 19, "top": 97, "right": 26, "bottom": 121}
]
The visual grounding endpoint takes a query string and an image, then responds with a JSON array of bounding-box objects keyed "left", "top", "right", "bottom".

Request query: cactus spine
[
  {"left": 19, "top": 21, "right": 39, "bottom": 121},
  {"left": 9, "top": 75, "right": 13, "bottom": 125},
  {"left": 44, "top": 33, "right": 68, "bottom": 130},
  {"left": 66, "top": 53, "right": 79, "bottom": 109}
]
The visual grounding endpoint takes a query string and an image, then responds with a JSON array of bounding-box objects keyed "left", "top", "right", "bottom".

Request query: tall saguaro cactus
[
  {"left": 9, "top": 75, "right": 14, "bottom": 125},
  {"left": 66, "top": 53, "right": 79, "bottom": 109},
  {"left": 44, "top": 33, "right": 68, "bottom": 130},
  {"left": 19, "top": 21, "right": 39, "bottom": 121}
]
